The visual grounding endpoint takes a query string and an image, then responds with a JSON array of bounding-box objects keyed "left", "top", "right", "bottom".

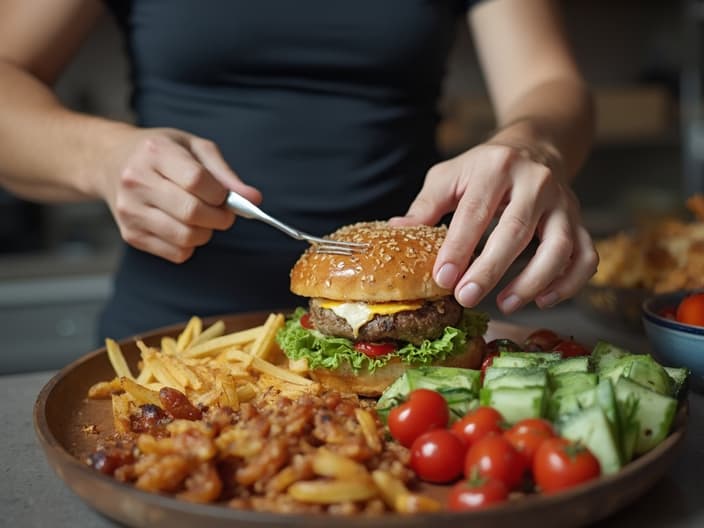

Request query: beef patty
[{"left": 309, "top": 296, "right": 463, "bottom": 345}]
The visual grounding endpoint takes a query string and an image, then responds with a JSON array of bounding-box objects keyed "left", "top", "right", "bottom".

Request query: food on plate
[
  {"left": 590, "top": 193, "right": 704, "bottom": 293},
  {"left": 87, "top": 314, "right": 442, "bottom": 514},
  {"left": 532, "top": 437, "right": 601, "bottom": 494},
  {"left": 387, "top": 388, "right": 449, "bottom": 448},
  {"left": 409, "top": 429, "right": 465, "bottom": 483},
  {"left": 276, "top": 221, "right": 489, "bottom": 397},
  {"left": 83, "top": 312, "right": 687, "bottom": 516}
]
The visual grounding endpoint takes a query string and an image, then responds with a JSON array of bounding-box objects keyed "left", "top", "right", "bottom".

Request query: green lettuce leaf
[{"left": 276, "top": 307, "right": 489, "bottom": 374}]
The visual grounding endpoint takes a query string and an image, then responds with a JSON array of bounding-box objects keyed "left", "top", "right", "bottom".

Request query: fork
[{"left": 225, "top": 191, "right": 368, "bottom": 255}]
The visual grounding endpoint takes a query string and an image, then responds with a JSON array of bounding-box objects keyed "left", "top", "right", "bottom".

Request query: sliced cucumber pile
[{"left": 377, "top": 340, "right": 689, "bottom": 475}]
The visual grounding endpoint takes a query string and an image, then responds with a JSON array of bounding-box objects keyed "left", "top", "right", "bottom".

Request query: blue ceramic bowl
[{"left": 642, "top": 289, "right": 704, "bottom": 391}]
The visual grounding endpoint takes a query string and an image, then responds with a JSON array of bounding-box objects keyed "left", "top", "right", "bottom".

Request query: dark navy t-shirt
[{"left": 99, "top": 0, "right": 480, "bottom": 340}]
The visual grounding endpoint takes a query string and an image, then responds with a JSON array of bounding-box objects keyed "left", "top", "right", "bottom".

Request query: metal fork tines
[{"left": 226, "top": 191, "right": 368, "bottom": 255}]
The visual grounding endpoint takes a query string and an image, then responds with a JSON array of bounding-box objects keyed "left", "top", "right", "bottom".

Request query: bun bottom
[{"left": 309, "top": 336, "right": 486, "bottom": 397}]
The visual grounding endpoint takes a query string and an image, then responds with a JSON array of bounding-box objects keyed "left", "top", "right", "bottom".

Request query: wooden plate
[{"left": 33, "top": 313, "right": 688, "bottom": 528}]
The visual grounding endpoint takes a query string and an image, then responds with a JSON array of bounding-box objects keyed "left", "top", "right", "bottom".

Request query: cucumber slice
[
  {"left": 493, "top": 352, "right": 561, "bottom": 369},
  {"left": 483, "top": 367, "right": 548, "bottom": 390},
  {"left": 592, "top": 341, "right": 630, "bottom": 373},
  {"left": 664, "top": 366, "right": 691, "bottom": 399},
  {"left": 614, "top": 377, "right": 677, "bottom": 455},
  {"left": 550, "top": 372, "right": 598, "bottom": 391},
  {"left": 479, "top": 386, "right": 546, "bottom": 424},
  {"left": 559, "top": 405, "right": 623, "bottom": 475},
  {"left": 602, "top": 355, "right": 673, "bottom": 396},
  {"left": 548, "top": 355, "right": 591, "bottom": 376}
]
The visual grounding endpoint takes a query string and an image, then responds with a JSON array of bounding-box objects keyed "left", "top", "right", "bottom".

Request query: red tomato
[
  {"left": 553, "top": 339, "right": 590, "bottom": 358},
  {"left": 503, "top": 418, "right": 555, "bottom": 467},
  {"left": 676, "top": 293, "right": 704, "bottom": 327},
  {"left": 299, "top": 312, "right": 314, "bottom": 330},
  {"left": 387, "top": 389, "right": 449, "bottom": 447},
  {"left": 523, "top": 329, "right": 562, "bottom": 352},
  {"left": 533, "top": 437, "right": 601, "bottom": 493},
  {"left": 410, "top": 429, "right": 466, "bottom": 483},
  {"left": 447, "top": 474, "right": 509, "bottom": 511},
  {"left": 464, "top": 434, "right": 527, "bottom": 490},
  {"left": 353, "top": 341, "right": 397, "bottom": 357},
  {"left": 451, "top": 406, "right": 504, "bottom": 448}
]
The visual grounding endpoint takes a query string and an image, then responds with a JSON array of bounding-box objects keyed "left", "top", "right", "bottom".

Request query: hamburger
[{"left": 276, "top": 221, "right": 488, "bottom": 397}]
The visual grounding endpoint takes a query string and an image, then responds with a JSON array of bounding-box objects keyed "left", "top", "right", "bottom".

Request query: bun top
[{"left": 290, "top": 221, "right": 452, "bottom": 302}]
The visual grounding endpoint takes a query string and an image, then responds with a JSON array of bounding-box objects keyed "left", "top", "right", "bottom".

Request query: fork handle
[{"left": 225, "top": 191, "right": 303, "bottom": 240}]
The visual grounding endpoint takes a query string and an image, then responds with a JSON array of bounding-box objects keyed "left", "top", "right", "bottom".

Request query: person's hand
[
  {"left": 97, "top": 127, "right": 261, "bottom": 263},
  {"left": 389, "top": 142, "right": 598, "bottom": 313}
]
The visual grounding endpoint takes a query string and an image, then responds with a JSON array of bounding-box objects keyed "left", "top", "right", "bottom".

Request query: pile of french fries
[
  {"left": 88, "top": 313, "right": 441, "bottom": 514},
  {"left": 89, "top": 313, "right": 319, "bottom": 433}
]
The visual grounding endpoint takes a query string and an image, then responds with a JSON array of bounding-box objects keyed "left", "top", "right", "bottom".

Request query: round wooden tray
[{"left": 34, "top": 313, "right": 688, "bottom": 528}]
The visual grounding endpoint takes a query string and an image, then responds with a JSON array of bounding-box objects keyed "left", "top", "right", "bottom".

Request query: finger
[
  {"left": 145, "top": 137, "right": 231, "bottom": 206},
  {"left": 121, "top": 228, "right": 196, "bottom": 264},
  {"left": 452, "top": 185, "right": 543, "bottom": 307},
  {"left": 136, "top": 206, "right": 214, "bottom": 249},
  {"left": 388, "top": 162, "right": 458, "bottom": 227},
  {"left": 138, "top": 170, "right": 235, "bottom": 230},
  {"left": 494, "top": 209, "right": 573, "bottom": 313},
  {"left": 432, "top": 169, "right": 510, "bottom": 291},
  {"left": 189, "top": 137, "right": 263, "bottom": 205},
  {"left": 535, "top": 225, "right": 599, "bottom": 308}
]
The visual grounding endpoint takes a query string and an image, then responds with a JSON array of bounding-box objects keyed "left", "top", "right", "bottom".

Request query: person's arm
[
  {"left": 0, "top": 0, "right": 260, "bottom": 262},
  {"left": 391, "top": 0, "right": 597, "bottom": 314},
  {"left": 470, "top": 0, "right": 594, "bottom": 181}
]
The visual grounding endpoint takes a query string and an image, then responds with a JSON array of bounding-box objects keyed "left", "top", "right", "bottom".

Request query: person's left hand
[{"left": 389, "top": 142, "right": 598, "bottom": 314}]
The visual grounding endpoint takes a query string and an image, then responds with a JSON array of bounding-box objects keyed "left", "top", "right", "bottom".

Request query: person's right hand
[{"left": 98, "top": 127, "right": 261, "bottom": 263}]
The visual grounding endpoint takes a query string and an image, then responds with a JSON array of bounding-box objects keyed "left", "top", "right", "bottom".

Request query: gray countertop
[{"left": 2, "top": 304, "right": 703, "bottom": 527}]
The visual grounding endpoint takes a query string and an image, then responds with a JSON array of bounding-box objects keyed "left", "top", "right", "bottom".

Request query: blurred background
[{"left": 0, "top": 1, "right": 696, "bottom": 373}]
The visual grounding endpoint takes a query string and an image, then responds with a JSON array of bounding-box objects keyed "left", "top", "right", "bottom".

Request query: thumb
[{"left": 189, "top": 136, "right": 262, "bottom": 205}]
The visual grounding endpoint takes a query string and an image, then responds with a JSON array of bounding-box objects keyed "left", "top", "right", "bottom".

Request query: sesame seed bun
[{"left": 290, "top": 221, "right": 451, "bottom": 302}]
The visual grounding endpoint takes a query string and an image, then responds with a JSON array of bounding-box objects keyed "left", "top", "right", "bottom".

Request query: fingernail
[
  {"left": 458, "top": 282, "right": 482, "bottom": 307},
  {"left": 538, "top": 291, "right": 560, "bottom": 308},
  {"left": 501, "top": 294, "right": 522, "bottom": 313},
  {"left": 435, "top": 263, "right": 459, "bottom": 289}
]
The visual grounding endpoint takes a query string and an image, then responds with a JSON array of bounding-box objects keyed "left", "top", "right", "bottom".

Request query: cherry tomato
[
  {"left": 676, "top": 292, "right": 704, "bottom": 327},
  {"left": 523, "top": 329, "right": 562, "bottom": 352},
  {"left": 464, "top": 433, "right": 527, "bottom": 490},
  {"left": 447, "top": 472, "right": 509, "bottom": 511},
  {"left": 410, "top": 429, "right": 466, "bottom": 483},
  {"left": 503, "top": 418, "right": 555, "bottom": 467},
  {"left": 299, "top": 312, "right": 314, "bottom": 330},
  {"left": 533, "top": 437, "right": 601, "bottom": 493},
  {"left": 553, "top": 339, "right": 590, "bottom": 358},
  {"left": 387, "top": 389, "right": 449, "bottom": 447},
  {"left": 451, "top": 406, "right": 504, "bottom": 448},
  {"left": 354, "top": 341, "right": 397, "bottom": 357}
]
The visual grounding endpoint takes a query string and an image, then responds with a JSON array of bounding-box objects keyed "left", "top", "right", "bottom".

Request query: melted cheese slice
[{"left": 319, "top": 300, "right": 423, "bottom": 337}]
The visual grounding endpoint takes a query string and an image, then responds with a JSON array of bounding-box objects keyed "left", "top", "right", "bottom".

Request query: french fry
[
  {"left": 215, "top": 373, "right": 239, "bottom": 409},
  {"left": 111, "top": 393, "right": 131, "bottom": 434},
  {"left": 189, "top": 320, "right": 226, "bottom": 348},
  {"left": 160, "top": 355, "right": 193, "bottom": 389},
  {"left": 183, "top": 326, "right": 265, "bottom": 358},
  {"left": 88, "top": 377, "right": 122, "bottom": 399},
  {"left": 312, "top": 448, "right": 369, "bottom": 480},
  {"left": 287, "top": 479, "right": 378, "bottom": 504},
  {"left": 250, "top": 313, "right": 284, "bottom": 360},
  {"left": 160, "top": 336, "right": 178, "bottom": 355},
  {"left": 287, "top": 357, "right": 309, "bottom": 374},
  {"left": 225, "top": 349, "right": 314, "bottom": 386},
  {"left": 176, "top": 316, "right": 202, "bottom": 352},
  {"left": 355, "top": 409, "right": 382, "bottom": 453},
  {"left": 106, "top": 338, "right": 133, "bottom": 379},
  {"left": 136, "top": 362, "right": 154, "bottom": 385},
  {"left": 120, "top": 376, "right": 162, "bottom": 407},
  {"left": 395, "top": 493, "right": 443, "bottom": 513},
  {"left": 236, "top": 382, "right": 257, "bottom": 403}
]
